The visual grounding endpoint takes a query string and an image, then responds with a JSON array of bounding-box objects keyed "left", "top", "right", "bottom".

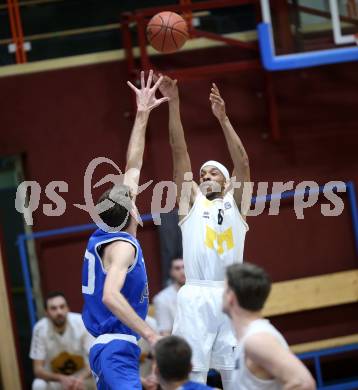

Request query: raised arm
[
  {"left": 210, "top": 83, "right": 251, "bottom": 218},
  {"left": 125, "top": 70, "right": 168, "bottom": 203},
  {"left": 102, "top": 241, "right": 158, "bottom": 346},
  {"left": 245, "top": 334, "right": 316, "bottom": 390},
  {"left": 155, "top": 75, "right": 198, "bottom": 217}
]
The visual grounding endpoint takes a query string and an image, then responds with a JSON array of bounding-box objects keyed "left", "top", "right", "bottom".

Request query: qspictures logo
[{"left": 14, "top": 156, "right": 346, "bottom": 232}]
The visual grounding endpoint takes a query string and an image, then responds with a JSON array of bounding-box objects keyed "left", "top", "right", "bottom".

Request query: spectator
[
  {"left": 153, "top": 258, "right": 185, "bottom": 335},
  {"left": 154, "top": 336, "right": 214, "bottom": 389},
  {"left": 223, "top": 263, "right": 316, "bottom": 390},
  {"left": 30, "top": 292, "right": 95, "bottom": 390}
]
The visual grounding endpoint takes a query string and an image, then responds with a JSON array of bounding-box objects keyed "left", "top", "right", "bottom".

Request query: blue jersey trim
[{"left": 94, "top": 237, "right": 139, "bottom": 274}]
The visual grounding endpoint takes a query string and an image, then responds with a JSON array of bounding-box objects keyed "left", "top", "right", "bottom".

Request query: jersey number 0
[{"left": 82, "top": 250, "right": 95, "bottom": 295}]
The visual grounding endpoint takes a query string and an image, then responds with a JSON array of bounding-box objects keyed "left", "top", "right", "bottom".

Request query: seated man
[
  {"left": 30, "top": 292, "right": 95, "bottom": 390},
  {"left": 154, "top": 336, "right": 215, "bottom": 390},
  {"left": 153, "top": 258, "right": 185, "bottom": 335},
  {"left": 223, "top": 263, "right": 316, "bottom": 390}
]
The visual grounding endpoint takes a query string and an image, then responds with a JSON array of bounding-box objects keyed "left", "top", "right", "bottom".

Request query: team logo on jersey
[
  {"left": 140, "top": 283, "right": 149, "bottom": 303},
  {"left": 224, "top": 202, "right": 232, "bottom": 210},
  {"left": 202, "top": 211, "right": 210, "bottom": 219},
  {"left": 204, "top": 226, "right": 234, "bottom": 254}
]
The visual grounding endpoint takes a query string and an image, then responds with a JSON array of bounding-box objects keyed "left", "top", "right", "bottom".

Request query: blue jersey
[
  {"left": 81, "top": 229, "right": 148, "bottom": 339},
  {"left": 180, "top": 381, "right": 213, "bottom": 389}
]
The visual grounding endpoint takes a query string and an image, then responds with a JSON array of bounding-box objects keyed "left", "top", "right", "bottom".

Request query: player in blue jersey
[
  {"left": 81, "top": 70, "right": 168, "bottom": 390},
  {"left": 154, "top": 336, "right": 214, "bottom": 390}
]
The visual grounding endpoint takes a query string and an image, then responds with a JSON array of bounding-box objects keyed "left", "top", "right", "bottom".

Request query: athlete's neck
[
  {"left": 174, "top": 281, "right": 184, "bottom": 291},
  {"left": 231, "top": 308, "right": 261, "bottom": 340},
  {"left": 124, "top": 225, "right": 137, "bottom": 237},
  {"left": 205, "top": 191, "right": 224, "bottom": 201},
  {"left": 160, "top": 377, "right": 187, "bottom": 390}
]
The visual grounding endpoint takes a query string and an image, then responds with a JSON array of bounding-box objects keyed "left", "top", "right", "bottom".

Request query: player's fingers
[
  {"left": 147, "top": 69, "right": 153, "bottom": 88},
  {"left": 211, "top": 86, "right": 220, "bottom": 97},
  {"left": 152, "top": 75, "right": 164, "bottom": 92},
  {"left": 153, "top": 73, "right": 159, "bottom": 82},
  {"left": 210, "top": 92, "right": 222, "bottom": 101},
  {"left": 155, "top": 97, "right": 170, "bottom": 106},
  {"left": 210, "top": 98, "right": 224, "bottom": 107},
  {"left": 210, "top": 92, "right": 220, "bottom": 101},
  {"left": 127, "top": 81, "right": 139, "bottom": 93},
  {"left": 148, "top": 97, "right": 169, "bottom": 110},
  {"left": 160, "top": 96, "right": 170, "bottom": 103},
  {"left": 140, "top": 70, "right": 145, "bottom": 89},
  {"left": 210, "top": 89, "right": 220, "bottom": 98},
  {"left": 174, "top": 79, "right": 178, "bottom": 85},
  {"left": 210, "top": 93, "right": 223, "bottom": 103},
  {"left": 212, "top": 82, "right": 220, "bottom": 93}
]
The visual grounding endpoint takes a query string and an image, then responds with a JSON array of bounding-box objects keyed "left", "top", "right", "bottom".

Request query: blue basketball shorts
[{"left": 89, "top": 338, "right": 141, "bottom": 390}]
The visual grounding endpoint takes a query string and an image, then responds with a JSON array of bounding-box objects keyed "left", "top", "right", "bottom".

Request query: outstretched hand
[
  {"left": 153, "top": 73, "right": 179, "bottom": 101},
  {"left": 210, "top": 83, "right": 227, "bottom": 121},
  {"left": 127, "top": 70, "right": 169, "bottom": 112}
]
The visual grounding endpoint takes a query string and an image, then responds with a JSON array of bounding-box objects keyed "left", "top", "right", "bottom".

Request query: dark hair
[
  {"left": 155, "top": 336, "right": 192, "bottom": 382},
  {"left": 96, "top": 185, "right": 132, "bottom": 230},
  {"left": 170, "top": 257, "right": 183, "bottom": 266},
  {"left": 226, "top": 262, "right": 271, "bottom": 311},
  {"left": 44, "top": 291, "right": 67, "bottom": 310}
]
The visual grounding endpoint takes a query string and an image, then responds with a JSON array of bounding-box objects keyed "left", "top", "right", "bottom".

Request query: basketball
[{"left": 146, "top": 11, "right": 189, "bottom": 53}]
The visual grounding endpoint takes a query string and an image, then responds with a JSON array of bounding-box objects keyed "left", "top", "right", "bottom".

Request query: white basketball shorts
[{"left": 172, "top": 280, "right": 237, "bottom": 372}]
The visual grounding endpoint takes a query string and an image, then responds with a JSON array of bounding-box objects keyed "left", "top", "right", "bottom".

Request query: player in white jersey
[
  {"left": 223, "top": 263, "right": 315, "bottom": 390},
  {"left": 156, "top": 75, "right": 251, "bottom": 389}
]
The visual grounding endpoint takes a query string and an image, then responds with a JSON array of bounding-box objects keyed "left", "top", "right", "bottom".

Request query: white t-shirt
[
  {"left": 179, "top": 192, "right": 248, "bottom": 281},
  {"left": 29, "top": 312, "right": 94, "bottom": 375},
  {"left": 153, "top": 284, "right": 178, "bottom": 333},
  {"left": 235, "top": 319, "right": 289, "bottom": 390}
]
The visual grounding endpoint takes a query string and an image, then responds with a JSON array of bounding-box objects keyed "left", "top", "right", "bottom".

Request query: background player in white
[
  {"left": 223, "top": 263, "right": 316, "bottom": 390},
  {"left": 30, "top": 292, "right": 95, "bottom": 390},
  {"left": 153, "top": 257, "right": 185, "bottom": 335},
  {"left": 156, "top": 75, "right": 251, "bottom": 389}
]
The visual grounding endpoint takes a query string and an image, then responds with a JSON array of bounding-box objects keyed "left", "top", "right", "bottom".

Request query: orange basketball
[{"left": 146, "top": 11, "right": 189, "bottom": 53}]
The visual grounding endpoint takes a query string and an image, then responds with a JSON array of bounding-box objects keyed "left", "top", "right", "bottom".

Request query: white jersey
[
  {"left": 153, "top": 284, "right": 178, "bottom": 333},
  {"left": 179, "top": 192, "right": 248, "bottom": 281},
  {"left": 29, "top": 312, "right": 94, "bottom": 374},
  {"left": 236, "top": 319, "right": 289, "bottom": 390}
]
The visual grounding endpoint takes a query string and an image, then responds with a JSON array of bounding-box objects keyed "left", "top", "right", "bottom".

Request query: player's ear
[
  {"left": 224, "top": 179, "right": 231, "bottom": 192},
  {"left": 153, "top": 362, "right": 159, "bottom": 376},
  {"left": 232, "top": 290, "right": 240, "bottom": 307},
  {"left": 227, "top": 289, "right": 236, "bottom": 306}
]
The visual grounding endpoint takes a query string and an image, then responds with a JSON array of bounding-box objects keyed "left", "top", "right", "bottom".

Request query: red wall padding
[{"left": 1, "top": 52, "right": 357, "bottom": 344}]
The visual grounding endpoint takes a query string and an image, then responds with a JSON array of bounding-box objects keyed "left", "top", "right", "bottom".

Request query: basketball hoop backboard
[{"left": 258, "top": 0, "right": 358, "bottom": 70}]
